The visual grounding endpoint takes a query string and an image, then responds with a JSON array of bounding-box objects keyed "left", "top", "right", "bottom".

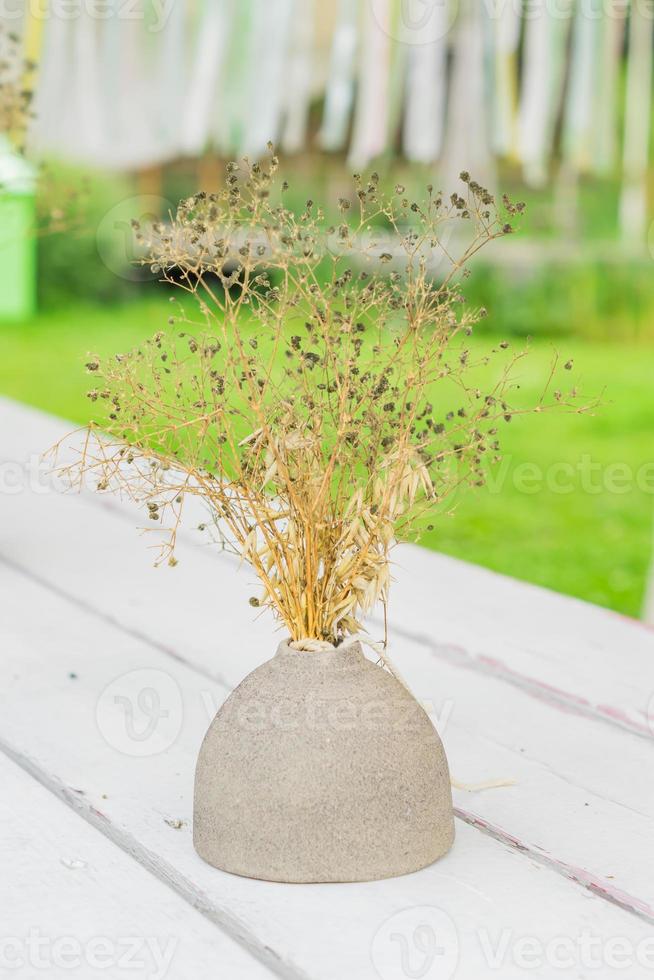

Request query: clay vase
[{"left": 194, "top": 639, "right": 454, "bottom": 883}]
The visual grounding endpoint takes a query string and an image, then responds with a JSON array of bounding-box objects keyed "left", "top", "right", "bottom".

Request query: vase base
[{"left": 193, "top": 825, "right": 455, "bottom": 884}]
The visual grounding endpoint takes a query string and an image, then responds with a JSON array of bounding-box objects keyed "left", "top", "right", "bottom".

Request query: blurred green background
[{"left": 2, "top": 2, "right": 654, "bottom": 619}]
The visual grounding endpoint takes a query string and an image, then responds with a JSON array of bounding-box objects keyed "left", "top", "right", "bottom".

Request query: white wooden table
[{"left": 1, "top": 395, "right": 654, "bottom": 980}]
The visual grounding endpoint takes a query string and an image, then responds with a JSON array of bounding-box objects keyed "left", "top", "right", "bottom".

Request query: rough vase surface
[{"left": 194, "top": 640, "right": 455, "bottom": 883}]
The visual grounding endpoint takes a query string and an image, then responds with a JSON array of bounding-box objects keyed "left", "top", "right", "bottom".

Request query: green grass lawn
[{"left": 1, "top": 295, "right": 653, "bottom": 618}]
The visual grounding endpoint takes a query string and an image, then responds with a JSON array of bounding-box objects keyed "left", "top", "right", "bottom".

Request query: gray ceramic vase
[{"left": 194, "top": 639, "right": 454, "bottom": 882}]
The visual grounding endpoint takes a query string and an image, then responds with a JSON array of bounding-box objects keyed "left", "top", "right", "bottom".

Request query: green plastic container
[{"left": 0, "top": 138, "right": 36, "bottom": 321}]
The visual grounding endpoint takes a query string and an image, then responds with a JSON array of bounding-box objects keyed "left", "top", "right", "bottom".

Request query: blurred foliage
[
  {"left": 36, "top": 162, "right": 142, "bottom": 308},
  {"left": 31, "top": 157, "right": 654, "bottom": 344},
  {"left": 468, "top": 259, "right": 654, "bottom": 341}
]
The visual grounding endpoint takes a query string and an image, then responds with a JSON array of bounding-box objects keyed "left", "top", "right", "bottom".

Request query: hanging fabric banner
[
  {"left": 181, "top": 0, "right": 232, "bottom": 157},
  {"left": 320, "top": 0, "right": 359, "bottom": 152},
  {"left": 562, "top": 0, "right": 601, "bottom": 173},
  {"left": 385, "top": 0, "right": 408, "bottom": 156},
  {"left": 403, "top": 20, "right": 447, "bottom": 163},
  {"left": 213, "top": 0, "right": 252, "bottom": 156},
  {"left": 22, "top": 0, "right": 652, "bottom": 204},
  {"left": 282, "top": 0, "right": 315, "bottom": 154},
  {"left": 517, "top": 0, "right": 572, "bottom": 187},
  {"left": 156, "top": 0, "right": 188, "bottom": 159},
  {"left": 240, "top": 0, "right": 293, "bottom": 158},
  {"left": 94, "top": 0, "right": 158, "bottom": 170},
  {"left": 98, "top": 0, "right": 122, "bottom": 159},
  {"left": 591, "top": 15, "right": 625, "bottom": 176},
  {"left": 349, "top": 0, "right": 391, "bottom": 168},
  {"left": 492, "top": 0, "right": 521, "bottom": 158},
  {"left": 440, "top": 0, "right": 494, "bottom": 191},
  {"left": 69, "top": 8, "right": 105, "bottom": 163}
]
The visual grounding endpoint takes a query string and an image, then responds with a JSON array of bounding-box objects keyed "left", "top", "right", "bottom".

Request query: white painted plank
[
  {"left": 0, "top": 396, "right": 67, "bottom": 457},
  {"left": 0, "top": 754, "right": 275, "bottom": 980},
  {"left": 2, "top": 490, "right": 653, "bottom": 920},
  {"left": 2, "top": 562, "right": 654, "bottom": 980},
  {"left": 1, "top": 398, "right": 654, "bottom": 920},
  {"left": 381, "top": 543, "right": 654, "bottom": 740}
]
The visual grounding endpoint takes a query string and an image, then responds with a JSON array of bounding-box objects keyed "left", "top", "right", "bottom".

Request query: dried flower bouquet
[{"left": 58, "top": 150, "right": 587, "bottom": 647}]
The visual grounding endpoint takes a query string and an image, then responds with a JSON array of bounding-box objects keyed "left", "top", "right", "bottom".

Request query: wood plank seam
[
  {"left": 0, "top": 550, "right": 232, "bottom": 688},
  {"left": 0, "top": 753, "right": 278, "bottom": 979},
  {"left": 373, "top": 619, "right": 654, "bottom": 743},
  {"left": 0, "top": 734, "right": 314, "bottom": 980},
  {"left": 2, "top": 552, "right": 652, "bottom": 927},
  {"left": 453, "top": 808, "right": 654, "bottom": 924}
]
